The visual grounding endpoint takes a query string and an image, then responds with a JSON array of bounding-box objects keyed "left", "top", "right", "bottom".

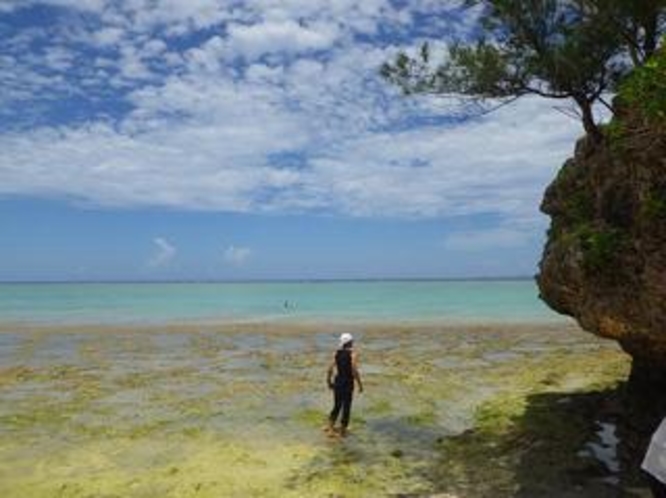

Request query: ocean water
[{"left": 0, "top": 280, "right": 567, "bottom": 326}]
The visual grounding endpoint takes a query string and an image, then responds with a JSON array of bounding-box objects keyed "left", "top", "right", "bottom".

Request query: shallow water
[
  {"left": 0, "top": 280, "right": 566, "bottom": 325},
  {"left": 0, "top": 323, "right": 632, "bottom": 497}
]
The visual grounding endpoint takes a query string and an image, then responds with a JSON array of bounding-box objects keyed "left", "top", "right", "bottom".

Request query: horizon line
[{"left": 0, "top": 276, "right": 536, "bottom": 284}]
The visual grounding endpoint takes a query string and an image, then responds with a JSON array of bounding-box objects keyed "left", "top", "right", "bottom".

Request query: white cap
[{"left": 339, "top": 333, "right": 354, "bottom": 347}]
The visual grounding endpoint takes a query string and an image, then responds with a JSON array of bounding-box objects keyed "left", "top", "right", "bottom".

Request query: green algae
[
  {"left": 295, "top": 408, "right": 326, "bottom": 427},
  {"left": 367, "top": 399, "right": 392, "bottom": 416},
  {"left": 429, "top": 343, "right": 632, "bottom": 497},
  {"left": 0, "top": 323, "right": 639, "bottom": 497}
]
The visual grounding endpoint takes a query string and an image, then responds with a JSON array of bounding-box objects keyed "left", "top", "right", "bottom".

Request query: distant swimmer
[{"left": 325, "top": 333, "right": 363, "bottom": 437}]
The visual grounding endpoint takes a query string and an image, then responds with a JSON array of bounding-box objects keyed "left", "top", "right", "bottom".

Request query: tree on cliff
[{"left": 381, "top": 0, "right": 666, "bottom": 141}]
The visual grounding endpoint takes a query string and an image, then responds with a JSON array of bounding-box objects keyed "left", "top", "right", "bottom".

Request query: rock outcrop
[{"left": 537, "top": 100, "right": 666, "bottom": 388}]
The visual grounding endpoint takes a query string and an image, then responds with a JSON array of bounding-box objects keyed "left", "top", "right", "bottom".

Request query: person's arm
[
  {"left": 326, "top": 354, "right": 336, "bottom": 389},
  {"left": 352, "top": 351, "right": 363, "bottom": 393}
]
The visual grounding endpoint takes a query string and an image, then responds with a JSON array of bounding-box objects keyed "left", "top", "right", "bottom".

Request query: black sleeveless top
[{"left": 335, "top": 348, "right": 354, "bottom": 386}]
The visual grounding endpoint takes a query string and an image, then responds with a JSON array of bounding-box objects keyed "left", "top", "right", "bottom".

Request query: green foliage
[
  {"left": 552, "top": 164, "right": 595, "bottom": 225},
  {"left": 576, "top": 225, "right": 626, "bottom": 273},
  {"left": 600, "top": 120, "right": 626, "bottom": 142},
  {"left": 599, "top": 119, "right": 640, "bottom": 158},
  {"left": 620, "top": 43, "right": 666, "bottom": 123},
  {"left": 382, "top": 1, "right": 666, "bottom": 137},
  {"left": 565, "top": 191, "right": 595, "bottom": 225},
  {"left": 439, "top": 42, "right": 518, "bottom": 98},
  {"left": 642, "top": 189, "right": 666, "bottom": 219}
]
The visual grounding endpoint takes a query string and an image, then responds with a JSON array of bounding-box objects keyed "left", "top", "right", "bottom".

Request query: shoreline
[{"left": 0, "top": 316, "right": 574, "bottom": 335}]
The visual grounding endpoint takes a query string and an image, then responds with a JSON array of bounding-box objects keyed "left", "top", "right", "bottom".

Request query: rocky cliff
[{"left": 537, "top": 98, "right": 666, "bottom": 388}]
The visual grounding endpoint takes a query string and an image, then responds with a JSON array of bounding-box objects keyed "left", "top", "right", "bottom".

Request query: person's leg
[
  {"left": 329, "top": 386, "right": 343, "bottom": 428},
  {"left": 340, "top": 387, "right": 354, "bottom": 434}
]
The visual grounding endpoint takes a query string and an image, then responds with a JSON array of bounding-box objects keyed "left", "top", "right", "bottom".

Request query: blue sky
[{"left": 0, "top": 0, "right": 591, "bottom": 281}]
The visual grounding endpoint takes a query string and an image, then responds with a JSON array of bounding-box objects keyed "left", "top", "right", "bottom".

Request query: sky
[{"left": 0, "top": 0, "right": 596, "bottom": 281}]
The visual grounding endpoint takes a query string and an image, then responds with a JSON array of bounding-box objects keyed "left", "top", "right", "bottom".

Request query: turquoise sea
[{"left": 0, "top": 280, "right": 567, "bottom": 326}]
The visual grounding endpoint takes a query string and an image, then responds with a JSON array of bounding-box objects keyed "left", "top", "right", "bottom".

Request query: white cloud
[
  {"left": 224, "top": 245, "right": 252, "bottom": 266},
  {"left": 148, "top": 237, "right": 176, "bottom": 267},
  {"left": 125, "top": 0, "right": 232, "bottom": 34},
  {"left": 0, "top": 93, "right": 580, "bottom": 218},
  {"left": 113, "top": 46, "right": 148, "bottom": 81},
  {"left": 3, "top": 0, "right": 108, "bottom": 13},
  {"left": 297, "top": 95, "right": 580, "bottom": 218},
  {"left": 227, "top": 20, "right": 340, "bottom": 60},
  {"left": 94, "top": 27, "right": 125, "bottom": 47},
  {"left": 0, "top": 0, "right": 589, "bottom": 226},
  {"left": 43, "top": 46, "right": 75, "bottom": 71}
]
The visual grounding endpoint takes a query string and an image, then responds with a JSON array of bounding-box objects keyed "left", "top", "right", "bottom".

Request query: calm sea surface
[{"left": 0, "top": 280, "right": 568, "bottom": 326}]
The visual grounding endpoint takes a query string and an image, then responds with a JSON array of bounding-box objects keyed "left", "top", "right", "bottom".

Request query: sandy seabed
[{"left": 0, "top": 321, "right": 644, "bottom": 497}]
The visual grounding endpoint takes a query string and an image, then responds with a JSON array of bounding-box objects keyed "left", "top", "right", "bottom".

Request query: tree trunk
[{"left": 575, "top": 96, "right": 602, "bottom": 142}]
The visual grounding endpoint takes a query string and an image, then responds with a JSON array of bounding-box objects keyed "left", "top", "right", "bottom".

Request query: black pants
[{"left": 329, "top": 383, "right": 353, "bottom": 428}]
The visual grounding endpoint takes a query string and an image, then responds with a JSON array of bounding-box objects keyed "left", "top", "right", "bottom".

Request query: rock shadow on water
[{"left": 428, "top": 384, "right": 654, "bottom": 498}]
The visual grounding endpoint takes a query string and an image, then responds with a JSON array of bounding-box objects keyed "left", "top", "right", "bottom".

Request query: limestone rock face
[{"left": 537, "top": 109, "right": 666, "bottom": 372}]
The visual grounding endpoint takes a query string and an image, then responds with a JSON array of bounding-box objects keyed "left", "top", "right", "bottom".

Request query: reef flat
[{"left": 0, "top": 322, "right": 639, "bottom": 497}]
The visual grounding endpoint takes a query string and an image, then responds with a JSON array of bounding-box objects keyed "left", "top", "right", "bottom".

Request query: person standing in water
[{"left": 326, "top": 333, "right": 363, "bottom": 437}]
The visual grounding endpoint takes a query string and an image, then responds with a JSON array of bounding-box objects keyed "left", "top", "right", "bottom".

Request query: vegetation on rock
[
  {"left": 538, "top": 41, "right": 666, "bottom": 392},
  {"left": 620, "top": 41, "right": 666, "bottom": 124}
]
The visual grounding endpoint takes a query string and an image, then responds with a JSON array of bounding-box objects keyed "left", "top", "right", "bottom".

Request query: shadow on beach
[
  {"left": 285, "top": 385, "right": 655, "bottom": 497},
  {"left": 428, "top": 384, "right": 654, "bottom": 498}
]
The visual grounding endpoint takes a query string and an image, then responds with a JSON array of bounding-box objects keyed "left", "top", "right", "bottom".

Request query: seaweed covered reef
[{"left": 0, "top": 323, "right": 645, "bottom": 497}]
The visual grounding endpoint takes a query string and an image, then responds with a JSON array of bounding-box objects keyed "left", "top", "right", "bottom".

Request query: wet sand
[{"left": 0, "top": 321, "right": 641, "bottom": 497}]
